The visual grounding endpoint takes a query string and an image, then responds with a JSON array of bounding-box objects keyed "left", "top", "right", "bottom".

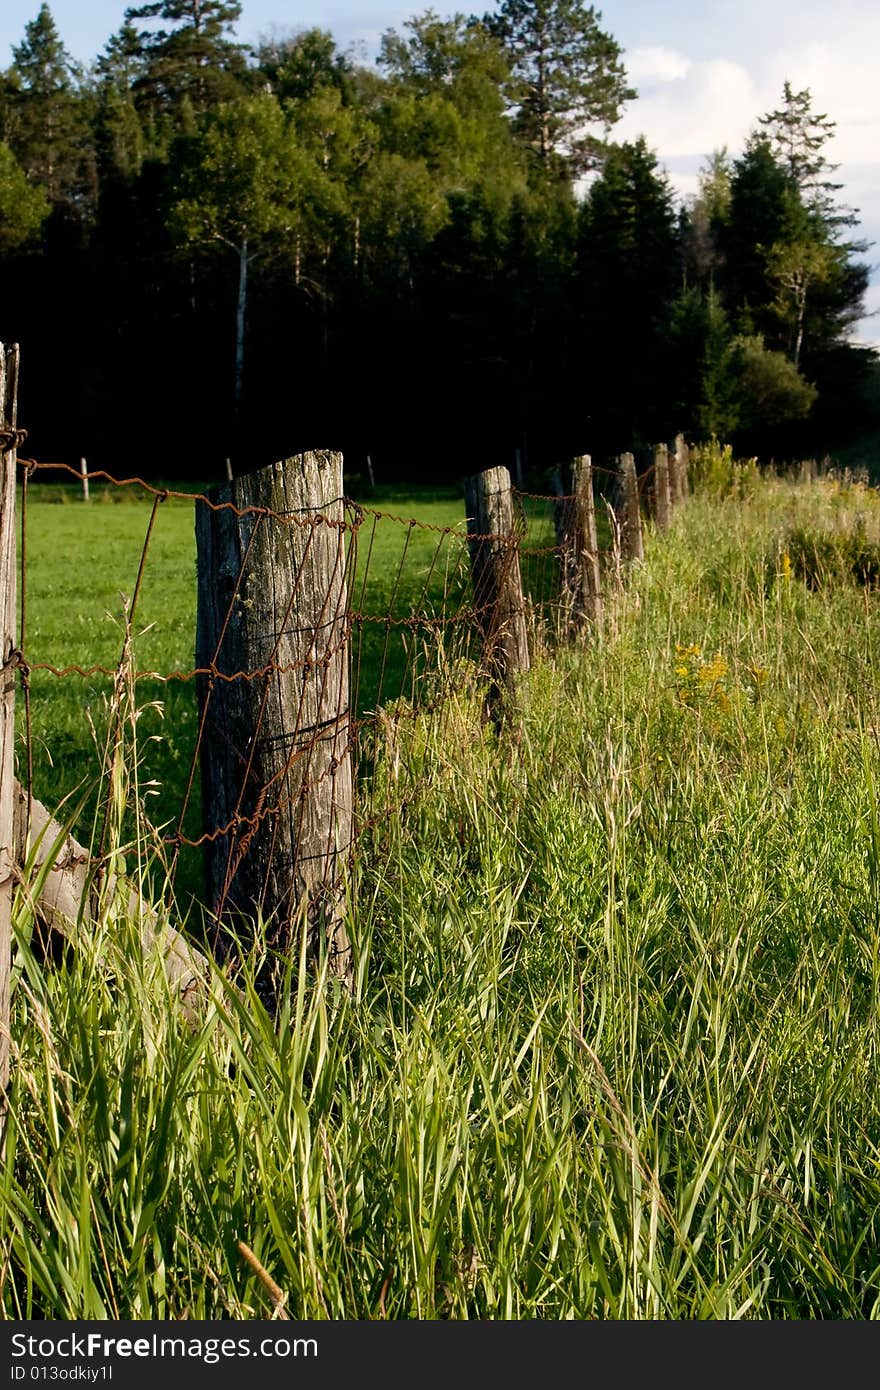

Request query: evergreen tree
[
  {"left": 720, "top": 134, "right": 801, "bottom": 342},
  {"left": 125, "top": 0, "right": 249, "bottom": 127},
  {"left": 679, "top": 148, "right": 731, "bottom": 288},
  {"left": 486, "top": 0, "right": 633, "bottom": 178},
  {"left": 576, "top": 136, "right": 679, "bottom": 446},
  {"left": 94, "top": 21, "right": 149, "bottom": 178},
  {"left": 758, "top": 81, "right": 845, "bottom": 224},
  {"left": 9, "top": 4, "right": 93, "bottom": 215}
]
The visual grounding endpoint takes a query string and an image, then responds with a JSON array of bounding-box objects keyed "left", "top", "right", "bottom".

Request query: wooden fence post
[
  {"left": 464, "top": 465, "right": 530, "bottom": 700},
  {"left": 0, "top": 344, "right": 20, "bottom": 1118},
  {"left": 617, "top": 452, "right": 644, "bottom": 563},
  {"left": 673, "top": 433, "right": 690, "bottom": 499},
  {"left": 653, "top": 442, "right": 672, "bottom": 531},
  {"left": 80, "top": 456, "right": 90, "bottom": 502},
  {"left": 195, "top": 450, "right": 354, "bottom": 994},
  {"left": 556, "top": 455, "right": 603, "bottom": 628}
]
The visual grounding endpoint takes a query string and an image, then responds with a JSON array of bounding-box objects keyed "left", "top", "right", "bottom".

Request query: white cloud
[
  {"left": 627, "top": 46, "right": 692, "bottom": 87},
  {"left": 618, "top": 58, "right": 756, "bottom": 158}
]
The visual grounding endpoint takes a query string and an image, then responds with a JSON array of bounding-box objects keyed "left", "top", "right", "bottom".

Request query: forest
[{"left": 0, "top": 0, "right": 877, "bottom": 481}]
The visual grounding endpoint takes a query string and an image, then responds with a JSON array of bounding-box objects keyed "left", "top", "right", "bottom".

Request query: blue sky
[{"left": 2, "top": 0, "right": 878, "bottom": 344}]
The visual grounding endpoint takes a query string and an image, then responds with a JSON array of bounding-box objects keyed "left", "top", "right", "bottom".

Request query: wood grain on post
[
  {"left": 464, "top": 465, "right": 530, "bottom": 698},
  {"left": 195, "top": 451, "right": 353, "bottom": 992},
  {"left": 0, "top": 345, "right": 19, "bottom": 1115},
  {"left": 674, "top": 433, "right": 690, "bottom": 499},
  {"left": 653, "top": 443, "right": 672, "bottom": 531},
  {"left": 556, "top": 455, "right": 603, "bottom": 628},
  {"left": 618, "top": 452, "right": 644, "bottom": 563}
]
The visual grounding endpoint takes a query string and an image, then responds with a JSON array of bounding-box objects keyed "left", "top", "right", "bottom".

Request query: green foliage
[
  {"left": 688, "top": 438, "right": 759, "bottom": 500},
  {"left": 168, "top": 94, "right": 307, "bottom": 253},
  {"left": 254, "top": 27, "right": 353, "bottom": 104},
  {"left": 0, "top": 140, "right": 49, "bottom": 250},
  {"left": 730, "top": 334, "right": 818, "bottom": 429}
]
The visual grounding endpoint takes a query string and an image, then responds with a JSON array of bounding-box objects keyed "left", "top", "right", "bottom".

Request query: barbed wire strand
[{"left": 14, "top": 454, "right": 666, "bottom": 922}]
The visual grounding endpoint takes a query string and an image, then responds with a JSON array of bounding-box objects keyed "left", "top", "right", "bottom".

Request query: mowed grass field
[
  {"left": 18, "top": 478, "right": 561, "bottom": 908},
  {"left": 7, "top": 460, "right": 880, "bottom": 1317}
]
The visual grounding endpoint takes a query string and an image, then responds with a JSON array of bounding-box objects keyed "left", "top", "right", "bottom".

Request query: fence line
[{"left": 0, "top": 374, "right": 693, "bottom": 1014}]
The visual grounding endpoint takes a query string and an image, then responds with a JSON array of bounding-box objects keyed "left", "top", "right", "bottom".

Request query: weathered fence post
[
  {"left": 80, "top": 456, "right": 90, "bottom": 502},
  {"left": 464, "top": 465, "right": 530, "bottom": 700},
  {"left": 556, "top": 455, "right": 603, "bottom": 629},
  {"left": 0, "top": 344, "right": 20, "bottom": 1117},
  {"left": 195, "top": 450, "right": 354, "bottom": 994},
  {"left": 617, "top": 452, "right": 644, "bottom": 563},
  {"left": 653, "top": 442, "right": 672, "bottom": 531},
  {"left": 673, "top": 432, "right": 690, "bottom": 499}
]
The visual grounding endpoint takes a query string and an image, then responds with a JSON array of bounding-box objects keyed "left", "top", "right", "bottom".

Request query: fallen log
[{"left": 12, "top": 782, "right": 212, "bottom": 1026}]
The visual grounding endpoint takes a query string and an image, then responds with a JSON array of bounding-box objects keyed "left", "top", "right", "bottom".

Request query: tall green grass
[{"left": 3, "top": 465, "right": 880, "bottom": 1318}]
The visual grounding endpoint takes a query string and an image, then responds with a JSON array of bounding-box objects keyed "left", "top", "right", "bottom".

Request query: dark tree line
[{"left": 0, "top": 1, "right": 874, "bottom": 482}]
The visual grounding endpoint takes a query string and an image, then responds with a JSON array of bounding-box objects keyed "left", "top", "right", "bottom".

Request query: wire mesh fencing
[{"left": 3, "top": 439, "right": 674, "bottom": 994}]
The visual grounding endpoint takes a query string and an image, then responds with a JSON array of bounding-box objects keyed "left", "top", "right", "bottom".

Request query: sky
[{"left": 2, "top": 0, "right": 878, "bottom": 345}]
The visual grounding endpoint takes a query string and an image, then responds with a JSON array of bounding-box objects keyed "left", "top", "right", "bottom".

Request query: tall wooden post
[
  {"left": 653, "top": 443, "right": 672, "bottom": 531},
  {"left": 464, "top": 465, "right": 530, "bottom": 698},
  {"left": 674, "top": 433, "right": 690, "bottom": 499},
  {"left": 617, "top": 452, "right": 644, "bottom": 563},
  {"left": 0, "top": 344, "right": 20, "bottom": 1115},
  {"left": 195, "top": 451, "right": 353, "bottom": 993},
  {"left": 556, "top": 455, "right": 603, "bottom": 628}
]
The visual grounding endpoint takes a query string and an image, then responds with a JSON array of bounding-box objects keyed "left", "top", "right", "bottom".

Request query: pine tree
[
  {"left": 125, "top": 0, "right": 248, "bottom": 126},
  {"left": 9, "top": 3, "right": 92, "bottom": 214},
  {"left": 486, "top": 0, "right": 633, "bottom": 178},
  {"left": 758, "top": 81, "right": 845, "bottom": 224},
  {"left": 94, "top": 21, "right": 150, "bottom": 177},
  {"left": 576, "top": 136, "right": 679, "bottom": 446}
]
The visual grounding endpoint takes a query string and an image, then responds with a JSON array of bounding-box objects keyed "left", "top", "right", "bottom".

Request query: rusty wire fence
[{"left": 3, "top": 441, "right": 666, "bottom": 989}]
